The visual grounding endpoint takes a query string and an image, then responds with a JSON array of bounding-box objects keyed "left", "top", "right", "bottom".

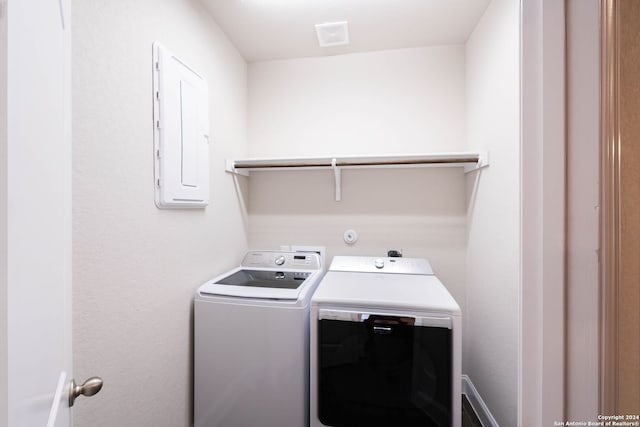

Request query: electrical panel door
[{"left": 153, "top": 43, "right": 209, "bottom": 208}]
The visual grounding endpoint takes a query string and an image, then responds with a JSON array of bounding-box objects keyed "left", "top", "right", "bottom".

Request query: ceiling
[{"left": 199, "top": 0, "right": 492, "bottom": 62}]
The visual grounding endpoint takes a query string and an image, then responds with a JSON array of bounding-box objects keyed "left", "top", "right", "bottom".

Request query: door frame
[
  {"left": 0, "top": 0, "right": 8, "bottom": 421},
  {"left": 520, "top": 0, "right": 567, "bottom": 424}
]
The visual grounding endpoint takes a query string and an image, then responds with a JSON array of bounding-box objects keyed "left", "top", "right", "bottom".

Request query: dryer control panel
[{"left": 329, "top": 256, "right": 434, "bottom": 275}]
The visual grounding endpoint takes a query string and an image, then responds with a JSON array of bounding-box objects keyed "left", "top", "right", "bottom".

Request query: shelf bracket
[
  {"left": 332, "top": 158, "right": 342, "bottom": 202},
  {"left": 464, "top": 151, "right": 490, "bottom": 174},
  {"left": 225, "top": 159, "right": 249, "bottom": 177}
]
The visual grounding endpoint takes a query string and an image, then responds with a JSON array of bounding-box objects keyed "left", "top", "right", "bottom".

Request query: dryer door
[{"left": 317, "top": 310, "right": 452, "bottom": 427}]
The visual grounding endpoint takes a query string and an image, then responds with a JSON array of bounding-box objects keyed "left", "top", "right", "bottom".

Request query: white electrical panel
[{"left": 153, "top": 43, "right": 209, "bottom": 209}]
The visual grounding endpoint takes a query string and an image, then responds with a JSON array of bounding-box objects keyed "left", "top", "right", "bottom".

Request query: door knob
[{"left": 69, "top": 376, "right": 103, "bottom": 407}]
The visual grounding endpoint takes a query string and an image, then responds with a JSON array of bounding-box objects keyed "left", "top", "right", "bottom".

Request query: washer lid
[
  {"left": 312, "top": 271, "right": 460, "bottom": 315},
  {"left": 198, "top": 251, "right": 323, "bottom": 300},
  {"left": 216, "top": 269, "right": 308, "bottom": 289},
  {"left": 199, "top": 268, "right": 313, "bottom": 300}
]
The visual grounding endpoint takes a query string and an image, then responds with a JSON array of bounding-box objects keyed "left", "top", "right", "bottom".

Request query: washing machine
[
  {"left": 310, "top": 256, "right": 461, "bottom": 427},
  {"left": 194, "top": 250, "right": 324, "bottom": 427}
]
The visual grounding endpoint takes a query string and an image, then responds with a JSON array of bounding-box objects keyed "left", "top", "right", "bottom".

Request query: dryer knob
[
  {"left": 275, "top": 256, "right": 286, "bottom": 266},
  {"left": 374, "top": 258, "right": 384, "bottom": 269}
]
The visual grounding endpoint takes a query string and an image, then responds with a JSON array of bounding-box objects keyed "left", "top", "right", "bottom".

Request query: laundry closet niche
[
  {"left": 70, "top": 0, "right": 520, "bottom": 426},
  {"left": 228, "top": 1, "right": 520, "bottom": 426}
]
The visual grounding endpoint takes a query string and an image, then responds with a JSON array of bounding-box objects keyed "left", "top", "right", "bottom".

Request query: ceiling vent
[{"left": 315, "top": 21, "right": 350, "bottom": 47}]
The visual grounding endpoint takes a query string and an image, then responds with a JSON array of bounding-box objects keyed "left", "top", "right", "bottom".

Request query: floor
[{"left": 462, "top": 394, "right": 483, "bottom": 427}]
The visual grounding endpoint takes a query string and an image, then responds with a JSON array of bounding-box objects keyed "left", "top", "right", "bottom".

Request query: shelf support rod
[{"left": 332, "top": 158, "right": 342, "bottom": 202}]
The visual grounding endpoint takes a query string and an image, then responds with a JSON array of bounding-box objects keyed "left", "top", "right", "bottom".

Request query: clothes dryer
[
  {"left": 195, "top": 251, "right": 323, "bottom": 427},
  {"left": 310, "top": 256, "right": 461, "bottom": 427}
]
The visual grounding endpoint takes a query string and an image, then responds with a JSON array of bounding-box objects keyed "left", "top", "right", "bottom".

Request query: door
[
  {"left": 601, "top": 0, "right": 640, "bottom": 413},
  {"left": 616, "top": 0, "right": 640, "bottom": 410},
  {"left": 1, "top": 0, "right": 75, "bottom": 425}
]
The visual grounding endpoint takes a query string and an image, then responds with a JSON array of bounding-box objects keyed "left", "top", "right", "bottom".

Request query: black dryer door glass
[{"left": 318, "top": 316, "right": 452, "bottom": 427}]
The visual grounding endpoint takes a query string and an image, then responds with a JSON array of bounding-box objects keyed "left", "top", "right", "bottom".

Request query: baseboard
[{"left": 461, "top": 375, "right": 500, "bottom": 427}]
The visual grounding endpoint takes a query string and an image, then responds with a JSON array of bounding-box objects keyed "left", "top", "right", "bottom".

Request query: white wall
[
  {"left": 246, "top": 46, "right": 468, "bottom": 326},
  {"left": 248, "top": 168, "right": 468, "bottom": 308},
  {"left": 72, "top": 1, "right": 248, "bottom": 426},
  {"left": 248, "top": 46, "right": 466, "bottom": 157},
  {"left": 465, "top": 0, "right": 520, "bottom": 426}
]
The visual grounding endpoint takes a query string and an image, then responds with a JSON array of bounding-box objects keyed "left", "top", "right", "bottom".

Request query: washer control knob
[
  {"left": 275, "top": 256, "right": 286, "bottom": 266},
  {"left": 374, "top": 258, "right": 384, "bottom": 269}
]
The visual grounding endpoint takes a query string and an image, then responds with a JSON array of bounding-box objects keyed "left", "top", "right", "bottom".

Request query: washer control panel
[
  {"left": 329, "top": 256, "right": 434, "bottom": 275},
  {"left": 241, "top": 251, "right": 322, "bottom": 270}
]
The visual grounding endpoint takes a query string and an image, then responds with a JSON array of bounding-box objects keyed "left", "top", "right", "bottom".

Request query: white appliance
[
  {"left": 194, "top": 251, "right": 324, "bottom": 427},
  {"left": 310, "top": 256, "right": 461, "bottom": 427}
]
